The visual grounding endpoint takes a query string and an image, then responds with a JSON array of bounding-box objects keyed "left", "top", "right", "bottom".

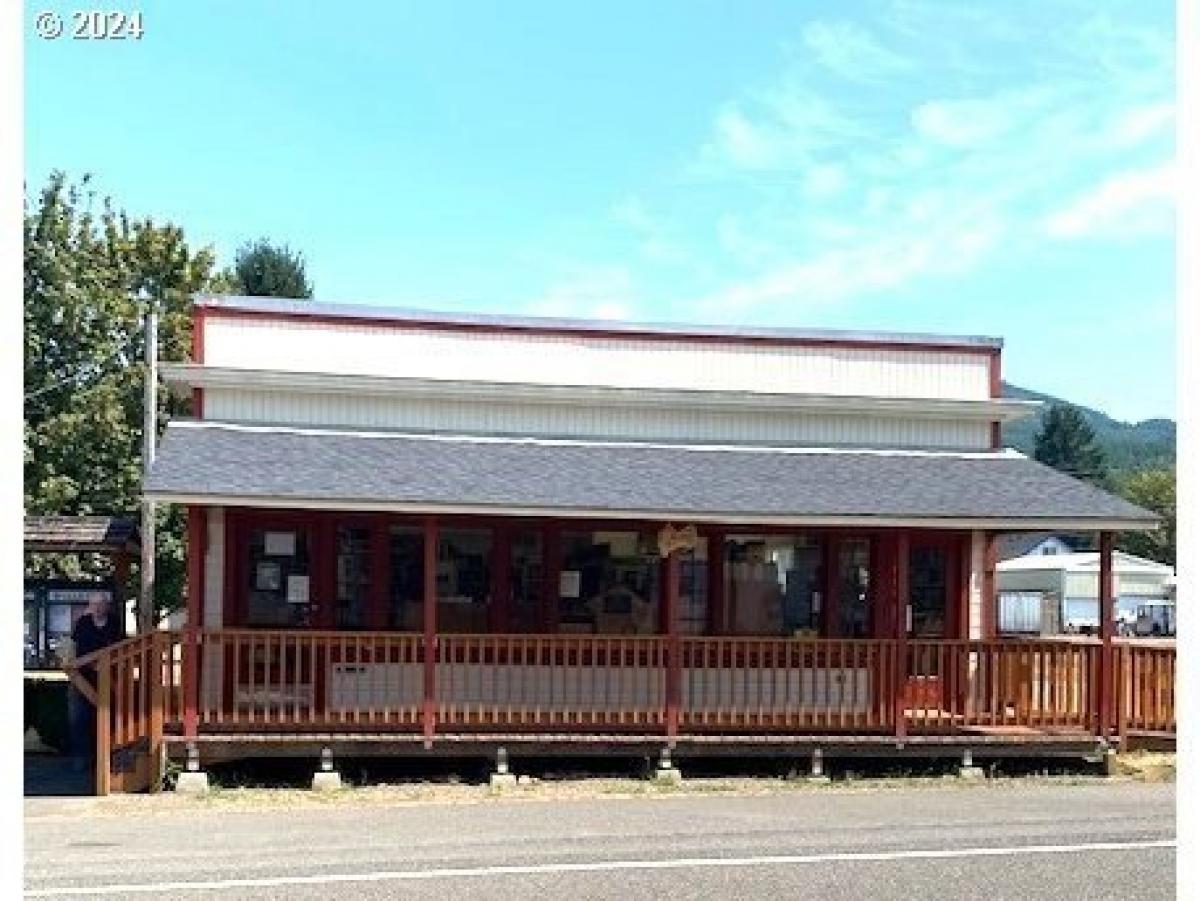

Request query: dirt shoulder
[{"left": 25, "top": 752, "right": 1174, "bottom": 819}]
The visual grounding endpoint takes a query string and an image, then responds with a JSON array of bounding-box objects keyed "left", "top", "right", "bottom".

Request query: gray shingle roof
[
  {"left": 24, "top": 516, "right": 141, "bottom": 553},
  {"left": 144, "top": 422, "right": 1158, "bottom": 528}
]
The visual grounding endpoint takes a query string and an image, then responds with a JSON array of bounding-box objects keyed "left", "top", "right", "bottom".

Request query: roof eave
[
  {"left": 139, "top": 489, "right": 1161, "bottom": 533},
  {"left": 161, "top": 363, "right": 1037, "bottom": 422}
]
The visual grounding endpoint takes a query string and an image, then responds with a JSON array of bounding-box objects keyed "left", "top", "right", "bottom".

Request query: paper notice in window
[
  {"left": 559, "top": 570, "right": 581, "bottom": 599},
  {"left": 286, "top": 575, "right": 310, "bottom": 604},
  {"left": 265, "top": 531, "right": 296, "bottom": 556}
]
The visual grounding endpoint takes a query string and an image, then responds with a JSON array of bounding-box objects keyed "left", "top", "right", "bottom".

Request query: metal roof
[
  {"left": 998, "top": 551, "right": 1174, "bottom": 574},
  {"left": 195, "top": 295, "right": 1004, "bottom": 351},
  {"left": 144, "top": 422, "right": 1157, "bottom": 529},
  {"left": 24, "top": 516, "right": 141, "bottom": 554}
]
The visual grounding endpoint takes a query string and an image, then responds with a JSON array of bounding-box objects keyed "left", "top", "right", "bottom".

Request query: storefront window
[
  {"left": 724, "top": 535, "right": 822, "bottom": 636},
  {"left": 510, "top": 530, "right": 543, "bottom": 633},
  {"left": 559, "top": 531, "right": 659, "bottom": 634},
  {"left": 436, "top": 529, "right": 491, "bottom": 633},
  {"left": 838, "top": 539, "right": 871, "bottom": 638},
  {"left": 910, "top": 545, "right": 948, "bottom": 637},
  {"left": 335, "top": 526, "right": 371, "bottom": 630},
  {"left": 389, "top": 526, "right": 424, "bottom": 631},
  {"left": 246, "top": 528, "right": 311, "bottom": 627},
  {"left": 679, "top": 540, "right": 709, "bottom": 635},
  {"left": 387, "top": 526, "right": 493, "bottom": 632}
]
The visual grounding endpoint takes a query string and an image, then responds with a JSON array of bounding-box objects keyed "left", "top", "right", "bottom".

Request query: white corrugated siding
[
  {"left": 204, "top": 388, "right": 992, "bottom": 449},
  {"left": 204, "top": 317, "right": 992, "bottom": 400},
  {"left": 1064, "top": 571, "right": 1170, "bottom": 598},
  {"left": 997, "top": 570, "right": 1064, "bottom": 594}
]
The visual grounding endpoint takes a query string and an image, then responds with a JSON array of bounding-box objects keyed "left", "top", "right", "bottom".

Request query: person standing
[{"left": 64, "top": 594, "right": 125, "bottom": 773}]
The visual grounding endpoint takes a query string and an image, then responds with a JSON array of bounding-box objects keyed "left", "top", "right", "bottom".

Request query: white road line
[{"left": 24, "top": 839, "right": 1176, "bottom": 897}]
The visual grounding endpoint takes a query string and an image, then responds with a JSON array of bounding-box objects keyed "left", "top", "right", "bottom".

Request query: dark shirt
[{"left": 70, "top": 613, "right": 125, "bottom": 683}]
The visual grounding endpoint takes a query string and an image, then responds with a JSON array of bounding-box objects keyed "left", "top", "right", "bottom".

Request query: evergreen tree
[
  {"left": 1115, "top": 468, "right": 1175, "bottom": 565},
  {"left": 232, "top": 238, "right": 312, "bottom": 298},
  {"left": 1033, "top": 403, "right": 1108, "bottom": 486}
]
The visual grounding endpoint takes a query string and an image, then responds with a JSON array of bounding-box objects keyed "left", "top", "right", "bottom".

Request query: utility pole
[{"left": 139, "top": 307, "right": 157, "bottom": 634}]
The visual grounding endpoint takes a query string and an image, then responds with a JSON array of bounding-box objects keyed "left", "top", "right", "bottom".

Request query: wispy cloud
[
  {"left": 1043, "top": 161, "right": 1175, "bottom": 240},
  {"left": 800, "top": 20, "right": 913, "bottom": 82},
  {"left": 909, "top": 88, "right": 1048, "bottom": 149},
  {"left": 523, "top": 3, "right": 1173, "bottom": 325},
  {"left": 696, "top": 88, "right": 866, "bottom": 175},
  {"left": 1106, "top": 102, "right": 1174, "bottom": 148},
  {"left": 681, "top": 3, "right": 1174, "bottom": 315}
]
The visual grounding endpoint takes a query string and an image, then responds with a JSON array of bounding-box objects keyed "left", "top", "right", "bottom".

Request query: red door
[{"left": 906, "top": 535, "right": 963, "bottom": 711}]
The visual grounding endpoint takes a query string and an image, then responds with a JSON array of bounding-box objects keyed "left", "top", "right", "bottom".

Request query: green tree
[
  {"left": 232, "top": 238, "right": 312, "bottom": 298},
  {"left": 1115, "top": 468, "right": 1175, "bottom": 565},
  {"left": 24, "top": 172, "right": 221, "bottom": 614},
  {"left": 1033, "top": 403, "right": 1108, "bottom": 486}
]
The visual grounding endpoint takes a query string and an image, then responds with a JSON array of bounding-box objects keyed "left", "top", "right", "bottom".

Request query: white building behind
[{"left": 997, "top": 550, "right": 1175, "bottom": 633}]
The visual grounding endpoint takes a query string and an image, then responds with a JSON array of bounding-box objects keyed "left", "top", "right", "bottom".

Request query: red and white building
[{"left": 77, "top": 295, "right": 1173, "bottom": 792}]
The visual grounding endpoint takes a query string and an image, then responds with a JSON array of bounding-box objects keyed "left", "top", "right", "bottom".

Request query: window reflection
[
  {"left": 436, "top": 529, "right": 491, "bottom": 633},
  {"left": 510, "top": 530, "right": 543, "bottom": 633},
  {"left": 335, "top": 526, "right": 370, "bottom": 630},
  {"left": 559, "top": 531, "right": 659, "bottom": 634},
  {"left": 388, "top": 526, "right": 423, "bottom": 630},
  {"left": 838, "top": 539, "right": 871, "bottom": 638},
  {"left": 910, "top": 546, "right": 947, "bottom": 637},
  {"left": 678, "top": 541, "right": 709, "bottom": 635},
  {"left": 387, "top": 526, "right": 493, "bottom": 632},
  {"left": 724, "top": 536, "right": 821, "bottom": 636}
]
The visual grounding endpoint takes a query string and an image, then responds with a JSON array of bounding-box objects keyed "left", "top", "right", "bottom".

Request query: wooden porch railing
[
  {"left": 437, "top": 634, "right": 668, "bottom": 729},
  {"left": 679, "top": 638, "right": 898, "bottom": 732},
  {"left": 74, "top": 631, "right": 1174, "bottom": 792},
  {"left": 1114, "top": 639, "right": 1176, "bottom": 739},
  {"left": 193, "top": 629, "right": 424, "bottom": 729},
  {"left": 902, "top": 639, "right": 1102, "bottom": 735},
  {"left": 65, "top": 630, "right": 183, "bottom": 794}
]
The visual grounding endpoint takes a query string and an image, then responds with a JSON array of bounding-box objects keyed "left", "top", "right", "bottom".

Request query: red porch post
[
  {"left": 822, "top": 535, "right": 840, "bottom": 637},
  {"left": 423, "top": 516, "right": 438, "bottom": 745},
  {"left": 664, "top": 547, "right": 681, "bottom": 744},
  {"left": 894, "top": 531, "right": 910, "bottom": 741},
  {"left": 1098, "top": 531, "right": 1115, "bottom": 740},
  {"left": 183, "top": 506, "right": 205, "bottom": 738}
]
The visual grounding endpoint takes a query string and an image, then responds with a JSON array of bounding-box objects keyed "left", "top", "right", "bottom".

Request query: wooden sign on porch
[{"left": 657, "top": 523, "right": 698, "bottom": 557}]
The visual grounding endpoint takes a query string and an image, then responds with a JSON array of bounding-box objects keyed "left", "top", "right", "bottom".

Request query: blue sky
[{"left": 25, "top": 1, "right": 1175, "bottom": 421}]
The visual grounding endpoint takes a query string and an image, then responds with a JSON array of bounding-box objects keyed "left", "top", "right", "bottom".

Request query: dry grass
[
  {"left": 1114, "top": 751, "right": 1176, "bottom": 782},
  {"left": 53, "top": 765, "right": 1169, "bottom": 817}
]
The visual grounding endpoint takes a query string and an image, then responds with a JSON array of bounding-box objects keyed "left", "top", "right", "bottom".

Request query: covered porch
[
  {"left": 70, "top": 420, "right": 1168, "bottom": 792},
  {"left": 184, "top": 511, "right": 1096, "bottom": 739},
  {"left": 74, "top": 509, "right": 1176, "bottom": 795}
]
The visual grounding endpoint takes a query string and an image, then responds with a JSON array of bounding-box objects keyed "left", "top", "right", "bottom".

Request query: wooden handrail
[
  {"left": 91, "top": 630, "right": 1175, "bottom": 759},
  {"left": 64, "top": 631, "right": 182, "bottom": 795}
]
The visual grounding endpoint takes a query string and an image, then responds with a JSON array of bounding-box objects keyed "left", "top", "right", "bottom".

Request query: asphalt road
[{"left": 24, "top": 781, "right": 1174, "bottom": 900}]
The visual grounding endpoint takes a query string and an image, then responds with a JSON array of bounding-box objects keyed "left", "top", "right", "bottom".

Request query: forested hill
[{"left": 1001, "top": 383, "right": 1175, "bottom": 473}]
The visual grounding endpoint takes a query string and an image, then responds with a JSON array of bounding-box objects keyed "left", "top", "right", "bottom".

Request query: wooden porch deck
[{"left": 70, "top": 631, "right": 1175, "bottom": 793}]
